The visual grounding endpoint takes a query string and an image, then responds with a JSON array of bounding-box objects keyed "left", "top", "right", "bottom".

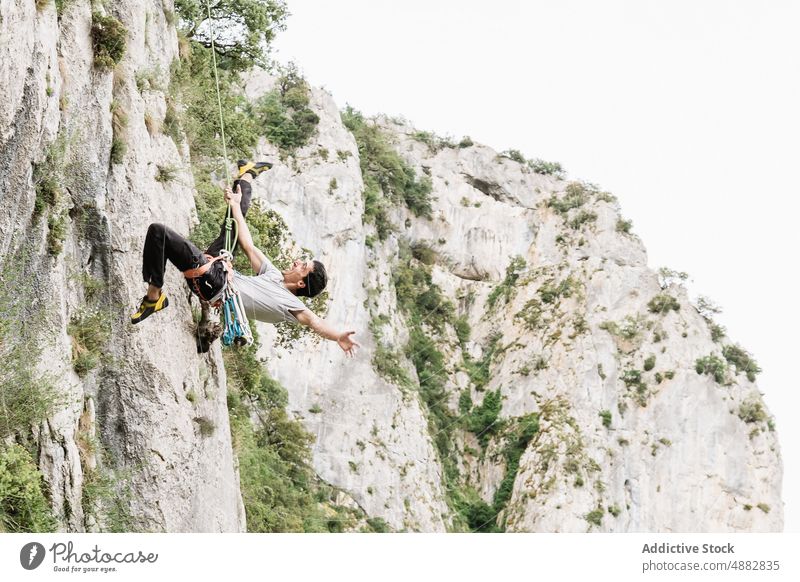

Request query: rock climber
[{"left": 130, "top": 160, "right": 359, "bottom": 357}]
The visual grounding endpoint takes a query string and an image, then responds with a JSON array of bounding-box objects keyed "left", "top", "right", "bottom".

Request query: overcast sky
[{"left": 273, "top": 0, "right": 800, "bottom": 531}]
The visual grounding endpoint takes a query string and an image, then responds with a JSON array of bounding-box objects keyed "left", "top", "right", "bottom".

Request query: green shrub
[
  {"left": 68, "top": 309, "right": 112, "bottom": 377},
  {"left": 616, "top": 218, "right": 633, "bottom": 234},
  {"left": 722, "top": 344, "right": 761, "bottom": 382},
  {"left": 643, "top": 355, "right": 656, "bottom": 372},
  {"left": 155, "top": 165, "right": 178, "bottom": 183},
  {"left": 527, "top": 158, "right": 565, "bottom": 178},
  {"left": 463, "top": 390, "right": 503, "bottom": 446},
  {"left": 410, "top": 242, "right": 436, "bottom": 265},
  {"left": 255, "top": 66, "right": 319, "bottom": 153},
  {"left": 515, "top": 298, "right": 543, "bottom": 330},
  {"left": 695, "top": 354, "right": 727, "bottom": 384},
  {"left": 547, "top": 182, "right": 590, "bottom": 214},
  {"left": 226, "top": 331, "right": 329, "bottom": 532},
  {"left": 454, "top": 316, "right": 471, "bottom": 347},
  {"left": 710, "top": 323, "right": 726, "bottom": 342},
  {"left": 599, "top": 410, "right": 612, "bottom": 428},
  {"left": 342, "top": 106, "right": 433, "bottom": 225},
  {"left": 463, "top": 333, "right": 502, "bottom": 391},
  {"left": 91, "top": 13, "right": 127, "bottom": 70},
  {"left": 492, "top": 414, "right": 538, "bottom": 518},
  {"left": 0, "top": 445, "right": 57, "bottom": 532},
  {"left": 487, "top": 256, "right": 526, "bottom": 309},
  {"left": 500, "top": 149, "right": 526, "bottom": 164},
  {"left": 585, "top": 507, "right": 604, "bottom": 527},
  {"left": 453, "top": 488, "right": 500, "bottom": 533},
  {"left": 33, "top": 176, "right": 60, "bottom": 218},
  {"left": 366, "top": 517, "right": 390, "bottom": 533},
  {"left": 109, "top": 137, "right": 126, "bottom": 164},
  {"left": 47, "top": 213, "right": 67, "bottom": 256},
  {"left": 568, "top": 209, "right": 597, "bottom": 230},
  {"left": 458, "top": 136, "right": 474, "bottom": 148},
  {"left": 648, "top": 294, "right": 680, "bottom": 314},
  {"left": 538, "top": 276, "right": 578, "bottom": 304},
  {"left": 738, "top": 399, "right": 767, "bottom": 424}
]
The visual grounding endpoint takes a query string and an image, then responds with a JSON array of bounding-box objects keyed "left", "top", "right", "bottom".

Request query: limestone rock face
[
  {"left": 0, "top": 1, "right": 244, "bottom": 532},
  {"left": 1, "top": 2, "right": 781, "bottom": 533}
]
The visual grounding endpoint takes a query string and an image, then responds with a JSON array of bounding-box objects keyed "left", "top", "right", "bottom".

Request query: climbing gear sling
[{"left": 182, "top": 0, "right": 254, "bottom": 347}]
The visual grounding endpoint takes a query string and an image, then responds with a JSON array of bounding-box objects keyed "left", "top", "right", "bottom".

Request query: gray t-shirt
[{"left": 232, "top": 257, "right": 307, "bottom": 324}]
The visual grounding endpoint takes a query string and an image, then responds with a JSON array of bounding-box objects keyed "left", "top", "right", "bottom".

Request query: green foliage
[
  {"left": 155, "top": 165, "right": 178, "bottom": 183},
  {"left": 67, "top": 309, "right": 112, "bottom": 377},
  {"left": 657, "top": 267, "right": 689, "bottom": 289},
  {"left": 81, "top": 461, "right": 134, "bottom": 533},
  {"left": 599, "top": 410, "right": 612, "bottom": 428},
  {"left": 568, "top": 209, "right": 597, "bottom": 230},
  {"left": 710, "top": 323, "right": 726, "bottom": 343},
  {"left": 410, "top": 241, "right": 436, "bottom": 265},
  {"left": 527, "top": 158, "right": 565, "bottom": 178},
  {"left": 616, "top": 218, "right": 633, "bottom": 234},
  {"left": 451, "top": 487, "right": 500, "bottom": 532},
  {"left": 548, "top": 182, "right": 590, "bottom": 214},
  {"left": 538, "top": 276, "right": 579, "bottom": 304},
  {"left": 647, "top": 294, "right": 680, "bottom": 314},
  {"left": 412, "top": 130, "right": 455, "bottom": 152},
  {"left": 492, "top": 414, "right": 539, "bottom": 520},
  {"left": 722, "top": 344, "right": 761, "bottom": 382},
  {"left": 174, "top": 0, "right": 288, "bottom": 70},
  {"left": 500, "top": 149, "right": 526, "bottom": 164},
  {"left": 463, "top": 333, "right": 502, "bottom": 391},
  {"left": 342, "top": 106, "right": 433, "bottom": 233},
  {"left": 91, "top": 13, "right": 127, "bottom": 70},
  {"left": 695, "top": 354, "right": 728, "bottom": 384},
  {"left": 46, "top": 212, "right": 67, "bottom": 256},
  {"left": 757, "top": 503, "right": 771, "bottom": 514},
  {"left": 738, "top": 399, "right": 768, "bottom": 424},
  {"left": 458, "top": 391, "right": 473, "bottom": 415},
  {"left": 585, "top": 507, "right": 604, "bottom": 527},
  {"left": 454, "top": 316, "right": 471, "bottom": 347},
  {"left": 486, "top": 255, "right": 526, "bottom": 309},
  {"left": 0, "top": 445, "right": 57, "bottom": 532},
  {"left": 0, "top": 261, "right": 63, "bottom": 441},
  {"left": 515, "top": 298, "right": 543, "bottom": 331},
  {"left": 226, "top": 329, "right": 329, "bottom": 532},
  {"left": 643, "top": 355, "right": 656, "bottom": 372},
  {"left": 254, "top": 65, "right": 320, "bottom": 153},
  {"left": 33, "top": 177, "right": 60, "bottom": 218},
  {"left": 365, "top": 517, "right": 390, "bottom": 533},
  {"left": 458, "top": 136, "right": 474, "bottom": 148},
  {"left": 608, "top": 505, "right": 621, "bottom": 518},
  {"left": 463, "top": 390, "right": 503, "bottom": 446},
  {"left": 169, "top": 42, "right": 260, "bottom": 160},
  {"left": 109, "top": 137, "right": 126, "bottom": 164}
]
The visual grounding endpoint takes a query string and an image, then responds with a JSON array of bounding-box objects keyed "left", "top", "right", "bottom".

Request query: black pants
[{"left": 141, "top": 179, "right": 252, "bottom": 288}]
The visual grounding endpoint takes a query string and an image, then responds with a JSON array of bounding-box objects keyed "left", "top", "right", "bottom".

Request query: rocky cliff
[{"left": 0, "top": 1, "right": 782, "bottom": 532}]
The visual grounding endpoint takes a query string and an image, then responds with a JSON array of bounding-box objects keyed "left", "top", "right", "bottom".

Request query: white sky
[{"left": 273, "top": 0, "right": 800, "bottom": 531}]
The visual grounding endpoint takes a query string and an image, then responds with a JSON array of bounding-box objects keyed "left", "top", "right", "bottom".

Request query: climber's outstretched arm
[
  {"left": 291, "top": 309, "right": 359, "bottom": 358},
  {"left": 226, "top": 186, "right": 267, "bottom": 273}
]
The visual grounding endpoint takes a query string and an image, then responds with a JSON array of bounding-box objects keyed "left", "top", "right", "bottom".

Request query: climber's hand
[
  {"left": 337, "top": 331, "right": 360, "bottom": 358},
  {"left": 225, "top": 185, "right": 242, "bottom": 207}
]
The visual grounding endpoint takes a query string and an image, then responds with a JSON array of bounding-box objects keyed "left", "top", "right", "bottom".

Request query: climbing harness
[{"left": 187, "top": 0, "right": 254, "bottom": 347}]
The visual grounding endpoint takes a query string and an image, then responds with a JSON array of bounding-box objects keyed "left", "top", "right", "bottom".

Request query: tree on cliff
[{"left": 175, "top": 0, "right": 288, "bottom": 69}]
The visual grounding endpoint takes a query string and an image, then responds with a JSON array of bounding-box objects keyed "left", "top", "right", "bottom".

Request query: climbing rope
[{"left": 205, "top": 0, "right": 252, "bottom": 347}]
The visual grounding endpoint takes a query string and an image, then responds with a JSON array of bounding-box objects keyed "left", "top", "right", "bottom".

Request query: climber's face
[{"left": 283, "top": 259, "right": 315, "bottom": 287}]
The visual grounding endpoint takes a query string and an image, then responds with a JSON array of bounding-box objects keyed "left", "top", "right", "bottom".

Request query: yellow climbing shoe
[
  {"left": 237, "top": 159, "right": 273, "bottom": 178},
  {"left": 131, "top": 293, "right": 169, "bottom": 324}
]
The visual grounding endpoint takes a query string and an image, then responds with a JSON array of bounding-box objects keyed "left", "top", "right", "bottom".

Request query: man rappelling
[{"left": 130, "top": 160, "right": 360, "bottom": 357}]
